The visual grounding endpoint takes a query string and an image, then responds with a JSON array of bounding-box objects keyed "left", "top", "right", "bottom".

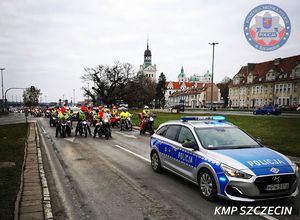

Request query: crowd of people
[{"left": 46, "top": 104, "right": 155, "bottom": 138}]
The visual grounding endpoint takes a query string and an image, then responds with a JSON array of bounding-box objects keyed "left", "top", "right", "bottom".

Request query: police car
[{"left": 150, "top": 116, "right": 298, "bottom": 201}]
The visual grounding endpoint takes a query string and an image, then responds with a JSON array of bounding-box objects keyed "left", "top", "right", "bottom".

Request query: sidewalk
[{"left": 15, "top": 123, "right": 53, "bottom": 220}]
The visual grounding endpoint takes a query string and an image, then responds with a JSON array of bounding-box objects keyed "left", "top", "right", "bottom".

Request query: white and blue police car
[{"left": 150, "top": 116, "right": 298, "bottom": 201}]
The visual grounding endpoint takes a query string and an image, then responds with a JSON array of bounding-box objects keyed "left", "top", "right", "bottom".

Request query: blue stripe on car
[
  {"left": 151, "top": 137, "right": 228, "bottom": 195},
  {"left": 217, "top": 148, "right": 293, "bottom": 175}
]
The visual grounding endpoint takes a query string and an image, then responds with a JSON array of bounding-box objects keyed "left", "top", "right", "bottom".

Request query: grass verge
[
  {"left": 0, "top": 123, "right": 28, "bottom": 219},
  {"left": 131, "top": 111, "right": 300, "bottom": 157}
]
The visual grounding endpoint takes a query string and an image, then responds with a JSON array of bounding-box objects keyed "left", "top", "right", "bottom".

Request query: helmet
[
  {"left": 144, "top": 106, "right": 149, "bottom": 109},
  {"left": 81, "top": 106, "right": 87, "bottom": 112},
  {"left": 113, "top": 106, "right": 117, "bottom": 109}
]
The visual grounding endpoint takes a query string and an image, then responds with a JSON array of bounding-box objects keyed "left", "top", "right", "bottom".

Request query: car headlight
[{"left": 220, "top": 164, "right": 252, "bottom": 179}]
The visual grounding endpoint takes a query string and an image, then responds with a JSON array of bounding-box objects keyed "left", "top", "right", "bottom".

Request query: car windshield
[{"left": 194, "top": 127, "right": 261, "bottom": 149}]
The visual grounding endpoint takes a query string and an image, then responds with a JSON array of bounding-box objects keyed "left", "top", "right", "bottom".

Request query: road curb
[
  {"left": 14, "top": 122, "right": 54, "bottom": 220},
  {"left": 35, "top": 123, "right": 54, "bottom": 220}
]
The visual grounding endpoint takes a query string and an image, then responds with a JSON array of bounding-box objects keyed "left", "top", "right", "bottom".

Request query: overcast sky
[{"left": 1, "top": 0, "right": 299, "bottom": 102}]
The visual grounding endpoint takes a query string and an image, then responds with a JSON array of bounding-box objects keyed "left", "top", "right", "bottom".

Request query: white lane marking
[
  {"left": 114, "top": 145, "right": 150, "bottom": 163},
  {"left": 41, "top": 126, "right": 47, "bottom": 134},
  {"left": 64, "top": 137, "right": 75, "bottom": 143},
  {"left": 115, "top": 131, "right": 137, "bottom": 139},
  {"left": 261, "top": 214, "right": 278, "bottom": 220},
  {"left": 123, "top": 134, "right": 137, "bottom": 139}
]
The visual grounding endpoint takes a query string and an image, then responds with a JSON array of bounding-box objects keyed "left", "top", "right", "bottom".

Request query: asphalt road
[
  {"left": 0, "top": 112, "right": 32, "bottom": 125},
  {"left": 36, "top": 117, "right": 299, "bottom": 220}
]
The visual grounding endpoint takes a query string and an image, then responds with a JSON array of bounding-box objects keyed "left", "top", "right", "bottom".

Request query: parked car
[
  {"left": 280, "top": 104, "right": 300, "bottom": 111},
  {"left": 171, "top": 105, "right": 185, "bottom": 113},
  {"left": 253, "top": 106, "right": 281, "bottom": 115}
]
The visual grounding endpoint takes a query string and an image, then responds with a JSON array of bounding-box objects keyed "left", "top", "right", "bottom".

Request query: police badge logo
[
  {"left": 244, "top": 4, "right": 291, "bottom": 51},
  {"left": 270, "top": 167, "right": 280, "bottom": 174}
]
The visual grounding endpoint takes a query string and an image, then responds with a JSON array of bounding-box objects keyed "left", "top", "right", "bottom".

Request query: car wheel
[
  {"left": 267, "top": 112, "right": 270, "bottom": 115},
  {"left": 151, "top": 151, "right": 162, "bottom": 173},
  {"left": 253, "top": 111, "right": 256, "bottom": 115},
  {"left": 198, "top": 169, "right": 217, "bottom": 201}
]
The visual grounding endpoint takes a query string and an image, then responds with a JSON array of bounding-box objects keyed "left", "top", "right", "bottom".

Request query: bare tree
[
  {"left": 123, "top": 74, "right": 156, "bottom": 107},
  {"left": 82, "top": 62, "right": 135, "bottom": 105}
]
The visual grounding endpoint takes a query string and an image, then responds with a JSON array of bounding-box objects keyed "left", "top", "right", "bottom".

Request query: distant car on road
[
  {"left": 253, "top": 106, "right": 281, "bottom": 115},
  {"left": 171, "top": 105, "right": 185, "bottom": 113},
  {"left": 280, "top": 104, "right": 300, "bottom": 111}
]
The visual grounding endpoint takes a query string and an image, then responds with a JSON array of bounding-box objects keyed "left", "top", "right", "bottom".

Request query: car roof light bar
[{"left": 181, "top": 116, "right": 225, "bottom": 122}]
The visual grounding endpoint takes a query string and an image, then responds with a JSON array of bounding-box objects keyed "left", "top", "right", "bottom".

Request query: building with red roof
[
  {"left": 168, "top": 83, "right": 220, "bottom": 108},
  {"left": 164, "top": 67, "right": 214, "bottom": 105},
  {"left": 229, "top": 55, "right": 300, "bottom": 108}
]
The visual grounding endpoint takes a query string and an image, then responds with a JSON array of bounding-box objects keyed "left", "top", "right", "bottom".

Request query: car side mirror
[{"left": 182, "top": 141, "right": 199, "bottom": 150}]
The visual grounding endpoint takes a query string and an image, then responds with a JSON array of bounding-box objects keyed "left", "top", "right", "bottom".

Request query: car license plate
[{"left": 266, "top": 183, "right": 289, "bottom": 191}]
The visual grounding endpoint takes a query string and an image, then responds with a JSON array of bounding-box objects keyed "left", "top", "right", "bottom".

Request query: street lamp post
[
  {"left": 87, "top": 83, "right": 90, "bottom": 103},
  {"left": 209, "top": 42, "right": 218, "bottom": 110},
  {"left": 0, "top": 68, "right": 5, "bottom": 101}
]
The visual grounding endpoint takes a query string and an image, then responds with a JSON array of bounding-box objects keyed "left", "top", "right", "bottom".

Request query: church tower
[
  {"left": 138, "top": 38, "right": 157, "bottom": 81},
  {"left": 178, "top": 67, "right": 187, "bottom": 82},
  {"left": 144, "top": 40, "right": 152, "bottom": 67}
]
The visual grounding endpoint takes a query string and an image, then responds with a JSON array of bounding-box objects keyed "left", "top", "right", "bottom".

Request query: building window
[
  {"left": 295, "top": 67, "right": 300, "bottom": 78},
  {"left": 283, "top": 84, "right": 287, "bottom": 92},
  {"left": 279, "top": 85, "right": 282, "bottom": 92}
]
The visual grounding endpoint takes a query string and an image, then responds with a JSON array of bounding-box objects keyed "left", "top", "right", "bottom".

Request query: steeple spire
[{"left": 147, "top": 33, "right": 149, "bottom": 50}]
